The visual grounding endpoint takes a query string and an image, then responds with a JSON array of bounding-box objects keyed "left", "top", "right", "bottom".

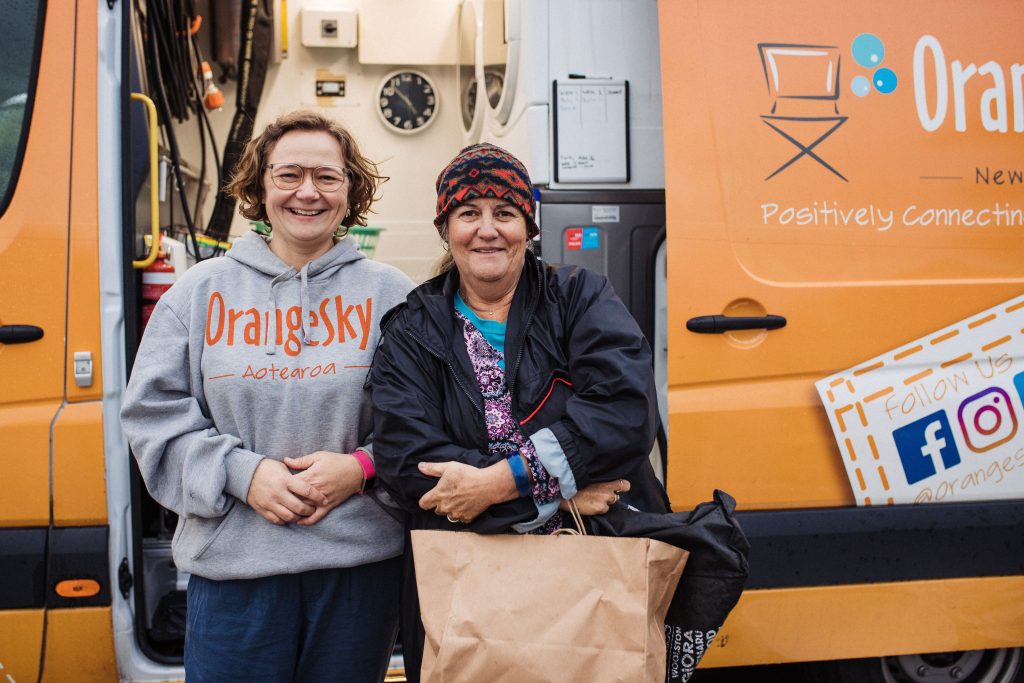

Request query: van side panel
[
  {"left": 702, "top": 577, "right": 1024, "bottom": 666},
  {"left": 39, "top": 608, "right": 118, "bottom": 682},
  {"left": 66, "top": 0, "right": 102, "bottom": 406},
  {"left": 661, "top": 0, "right": 1024, "bottom": 512},
  {"left": 49, "top": 0, "right": 107, "bottom": 529},
  {"left": 0, "top": 609, "right": 44, "bottom": 682},
  {"left": 53, "top": 402, "right": 108, "bottom": 526},
  {"left": 0, "top": 0, "right": 73, "bottom": 537},
  {"left": 660, "top": 0, "right": 1024, "bottom": 665},
  {"left": 0, "top": 405, "right": 53, "bottom": 526},
  {"left": 0, "top": 0, "right": 72, "bottom": 402}
]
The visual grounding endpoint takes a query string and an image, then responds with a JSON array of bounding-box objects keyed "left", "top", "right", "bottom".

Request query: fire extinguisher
[{"left": 141, "top": 235, "right": 176, "bottom": 330}]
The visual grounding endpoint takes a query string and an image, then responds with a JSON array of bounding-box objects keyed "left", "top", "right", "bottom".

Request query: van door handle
[
  {"left": 0, "top": 325, "right": 45, "bottom": 344},
  {"left": 686, "top": 315, "right": 786, "bottom": 333}
]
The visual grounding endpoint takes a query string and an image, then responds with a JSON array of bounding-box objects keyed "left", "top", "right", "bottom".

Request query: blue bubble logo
[
  {"left": 851, "top": 75, "right": 871, "bottom": 97},
  {"left": 873, "top": 67, "right": 898, "bottom": 94},
  {"left": 850, "top": 33, "right": 897, "bottom": 96},
  {"left": 852, "top": 33, "right": 885, "bottom": 67}
]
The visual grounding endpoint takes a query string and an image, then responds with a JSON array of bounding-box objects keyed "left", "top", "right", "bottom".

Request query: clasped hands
[
  {"left": 418, "top": 460, "right": 630, "bottom": 524},
  {"left": 246, "top": 451, "right": 364, "bottom": 526}
]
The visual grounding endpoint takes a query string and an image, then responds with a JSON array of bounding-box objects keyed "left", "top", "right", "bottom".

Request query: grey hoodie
[{"left": 121, "top": 232, "right": 413, "bottom": 580}]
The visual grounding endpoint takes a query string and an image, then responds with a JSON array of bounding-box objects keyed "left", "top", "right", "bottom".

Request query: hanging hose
[
  {"left": 205, "top": 0, "right": 273, "bottom": 243},
  {"left": 134, "top": 0, "right": 229, "bottom": 260}
]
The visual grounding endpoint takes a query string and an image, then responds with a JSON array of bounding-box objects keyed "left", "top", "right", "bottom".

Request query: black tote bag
[{"left": 586, "top": 490, "right": 751, "bottom": 683}]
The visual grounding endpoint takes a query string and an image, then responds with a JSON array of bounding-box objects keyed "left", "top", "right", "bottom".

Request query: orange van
[
  {"left": 1, "top": 1, "right": 1022, "bottom": 682},
  {"left": 661, "top": 1, "right": 1024, "bottom": 680}
]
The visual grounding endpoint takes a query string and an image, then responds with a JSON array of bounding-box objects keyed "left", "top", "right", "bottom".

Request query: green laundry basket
[
  {"left": 349, "top": 226, "right": 384, "bottom": 257},
  {"left": 250, "top": 222, "right": 384, "bottom": 257}
]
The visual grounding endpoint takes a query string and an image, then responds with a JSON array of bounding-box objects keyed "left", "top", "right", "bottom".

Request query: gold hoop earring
[{"left": 335, "top": 224, "right": 350, "bottom": 238}]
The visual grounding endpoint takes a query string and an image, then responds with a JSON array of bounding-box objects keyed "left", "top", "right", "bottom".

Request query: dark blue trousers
[{"left": 185, "top": 557, "right": 401, "bottom": 683}]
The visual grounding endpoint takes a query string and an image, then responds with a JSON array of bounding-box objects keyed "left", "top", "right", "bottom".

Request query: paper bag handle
[{"left": 554, "top": 499, "right": 587, "bottom": 536}]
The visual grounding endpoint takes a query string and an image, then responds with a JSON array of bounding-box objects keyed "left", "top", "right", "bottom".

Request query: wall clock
[{"left": 376, "top": 69, "right": 439, "bottom": 134}]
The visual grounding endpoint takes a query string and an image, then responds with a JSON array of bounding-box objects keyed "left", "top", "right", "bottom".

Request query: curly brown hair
[{"left": 226, "top": 110, "right": 386, "bottom": 228}]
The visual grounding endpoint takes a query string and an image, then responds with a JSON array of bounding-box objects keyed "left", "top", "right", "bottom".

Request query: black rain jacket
[{"left": 369, "top": 251, "right": 669, "bottom": 532}]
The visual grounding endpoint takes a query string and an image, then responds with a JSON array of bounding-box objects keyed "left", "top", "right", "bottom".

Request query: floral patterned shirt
[{"left": 456, "top": 310, "right": 562, "bottom": 534}]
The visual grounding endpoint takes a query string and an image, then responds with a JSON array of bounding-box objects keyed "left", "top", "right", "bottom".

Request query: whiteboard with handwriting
[{"left": 553, "top": 80, "right": 630, "bottom": 183}]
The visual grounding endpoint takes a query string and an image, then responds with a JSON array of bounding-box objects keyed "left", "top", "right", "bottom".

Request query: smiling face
[
  {"left": 263, "top": 130, "right": 350, "bottom": 267},
  {"left": 447, "top": 197, "right": 530, "bottom": 293}
]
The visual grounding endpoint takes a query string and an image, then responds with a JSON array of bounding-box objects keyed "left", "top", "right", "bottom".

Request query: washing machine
[{"left": 537, "top": 190, "right": 664, "bottom": 341}]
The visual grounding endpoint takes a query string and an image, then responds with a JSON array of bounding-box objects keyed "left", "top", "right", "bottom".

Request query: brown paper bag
[{"left": 411, "top": 527, "right": 688, "bottom": 683}]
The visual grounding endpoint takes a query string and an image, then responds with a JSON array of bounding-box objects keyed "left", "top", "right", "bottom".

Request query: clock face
[{"left": 377, "top": 70, "right": 439, "bottom": 134}]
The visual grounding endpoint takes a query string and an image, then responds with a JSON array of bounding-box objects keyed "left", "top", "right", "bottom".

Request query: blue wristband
[{"left": 506, "top": 453, "right": 531, "bottom": 497}]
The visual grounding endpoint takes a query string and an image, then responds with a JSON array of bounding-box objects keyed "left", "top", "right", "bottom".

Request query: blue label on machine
[{"left": 581, "top": 227, "right": 600, "bottom": 250}]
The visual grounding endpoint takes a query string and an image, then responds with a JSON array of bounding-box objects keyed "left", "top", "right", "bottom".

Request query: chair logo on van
[
  {"left": 816, "top": 295, "right": 1024, "bottom": 506},
  {"left": 758, "top": 33, "right": 898, "bottom": 182}
]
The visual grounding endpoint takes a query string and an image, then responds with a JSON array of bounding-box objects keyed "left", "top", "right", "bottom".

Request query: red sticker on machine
[{"left": 565, "top": 227, "right": 583, "bottom": 250}]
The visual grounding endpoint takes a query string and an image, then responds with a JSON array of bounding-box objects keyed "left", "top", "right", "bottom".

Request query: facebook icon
[{"left": 892, "top": 410, "right": 961, "bottom": 485}]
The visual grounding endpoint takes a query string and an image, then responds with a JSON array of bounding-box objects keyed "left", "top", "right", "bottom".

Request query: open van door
[
  {"left": 0, "top": 3, "right": 70, "bottom": 678},
  {"left": 0, "top": 1, "right": 116, "bottom": 680}
]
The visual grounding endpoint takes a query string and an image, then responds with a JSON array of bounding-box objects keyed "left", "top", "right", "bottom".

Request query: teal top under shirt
[{"left": 454, "top": 291, "right": 507, "bottom": 370}]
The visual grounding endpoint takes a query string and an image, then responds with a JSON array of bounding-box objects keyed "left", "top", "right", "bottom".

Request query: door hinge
[
  {"left": 73, "top": 351, "right": 94, "bottom": 387},
  {"left": 118, "top": 557, "right": 133, "bottom": 599}
]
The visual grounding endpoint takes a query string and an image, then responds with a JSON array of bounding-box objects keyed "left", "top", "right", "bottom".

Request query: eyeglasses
[{"left": 267, "top": 163, "right": 352, "bottom": 192}]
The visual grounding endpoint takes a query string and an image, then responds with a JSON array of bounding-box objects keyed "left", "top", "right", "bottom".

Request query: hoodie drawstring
[
  {"left": 265, "top": 269, "right": 295, "bottom": 354},
  {"left": 232, "top": 233, "right": 364, "bottom": 355},
  {"left": 300, "top": 263, "right": 312, "bottom": 345}
]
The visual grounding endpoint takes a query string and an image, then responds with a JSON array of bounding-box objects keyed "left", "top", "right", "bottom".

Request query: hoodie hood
[
  {"left": 226, "top": 232, "right": 366, "bottom": 353},
  {"left": 226, "top": 230, "right": 366, "bottom": 277}
]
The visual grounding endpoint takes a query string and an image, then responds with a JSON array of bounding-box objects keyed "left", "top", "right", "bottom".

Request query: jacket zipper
[
  {"left": 406, "top": 330, "right": 484, "bottom": 415},
  {"left": 506, "top": 264, "right": 543, "bottom": 406}
]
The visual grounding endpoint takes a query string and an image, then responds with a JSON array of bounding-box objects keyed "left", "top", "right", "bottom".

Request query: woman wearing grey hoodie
[{"left": 121, "top": 111, "right": 412, "bottom": 683}]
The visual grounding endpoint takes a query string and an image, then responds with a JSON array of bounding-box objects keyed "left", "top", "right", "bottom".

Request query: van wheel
[{"left": 807, "top": 649, "right": 1023, "bottom": 683}]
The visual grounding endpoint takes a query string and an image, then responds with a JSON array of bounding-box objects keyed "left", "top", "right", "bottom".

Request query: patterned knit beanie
[{"left": 434, "top": 143, "right": 538, "bottom": 238}]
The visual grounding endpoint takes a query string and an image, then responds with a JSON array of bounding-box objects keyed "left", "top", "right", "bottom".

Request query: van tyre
[{"left": 806, "top": 649, "right": 1023, "bottom": 683}]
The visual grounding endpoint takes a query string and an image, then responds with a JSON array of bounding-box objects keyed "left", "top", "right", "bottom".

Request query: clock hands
[
  {"left": 394, "top": 88, "right": 415, "bottom": 113},
  {"left": 378, "top": 71, "right": 436, "bottom": 133}
]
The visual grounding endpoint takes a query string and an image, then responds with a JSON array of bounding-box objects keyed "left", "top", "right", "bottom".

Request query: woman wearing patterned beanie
[{"left": 368, "top": 142, "right": 668, "bottom": 680}]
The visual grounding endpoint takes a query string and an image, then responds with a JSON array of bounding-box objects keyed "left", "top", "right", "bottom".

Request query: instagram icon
[{"left": 957, "top": 387, "right": 1018, "bottom": 453}]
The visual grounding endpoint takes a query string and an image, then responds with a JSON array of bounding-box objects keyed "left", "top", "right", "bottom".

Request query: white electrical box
[{"left": 301, "top": 8, "right": 358, "bottom": 48}]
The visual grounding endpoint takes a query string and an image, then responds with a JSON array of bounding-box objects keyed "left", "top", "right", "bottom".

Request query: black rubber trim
[
  {"left": 0, "top": 527, "right": 47, "bottom": 609},
  {"left": 47, "top": 526, "right": 111, "bottom": 608},
  {"left": 121, "top": 0, "right": 141, "bottom": 373},
  {"left": 0, "top": 0, "right": 47, "bottom": 219},
  {"left": 537, "top": 189, "right": 665, "bottom": 204},
  {"left": 736, "top": 499, "right": 1024, "bottom": 589}
]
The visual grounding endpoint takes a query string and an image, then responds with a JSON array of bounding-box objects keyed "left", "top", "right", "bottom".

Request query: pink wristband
[{"left": 352, "top": 449, "right": 376, "bottom": 488}]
